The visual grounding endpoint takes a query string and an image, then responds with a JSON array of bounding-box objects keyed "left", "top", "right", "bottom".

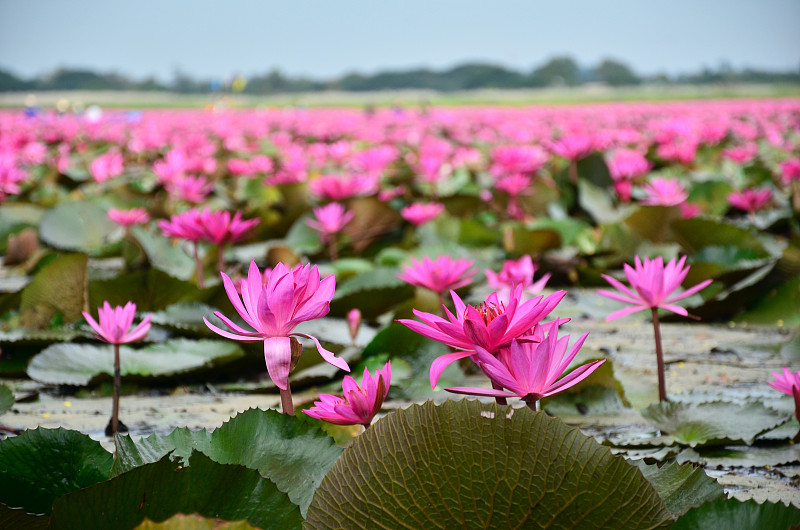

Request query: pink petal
[
  {"left": 292, "top": 332, "right": 350, "bottom": 372},
  {"left": 430, "top": 350, "right": 475, "bottom": 389},
  {"left": 203, "top": 316, "right": 263, "bottom": 342},
  {"left": 264, "top": 336, "right": 292, "bottom": 390}
]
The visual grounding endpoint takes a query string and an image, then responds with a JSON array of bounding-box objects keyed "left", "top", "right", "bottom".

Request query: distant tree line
[{"left": 1, "top": 56, "right": 798, "bottom": 94}]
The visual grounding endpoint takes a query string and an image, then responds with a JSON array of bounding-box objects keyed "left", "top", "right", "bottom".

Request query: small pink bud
[{"left": 347, "top": 308, "right": 362, "bottom": 344}]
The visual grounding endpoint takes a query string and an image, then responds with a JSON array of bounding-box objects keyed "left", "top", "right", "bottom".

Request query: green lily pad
[
  {"left": 672, "top": 498, "right": 800, "bottom": 530},
  {"left": 634, "top": 460, "right": 724, "bottom": 518},
  {"left": 149, "top": 302, "right": 226, "bottom": 335},
  {"left": 507, "top": 227, "right": 561, "bottom": 255},
  {"left": 671, "top": 218, "right": 771, "bottom": 259},
  {"left": 330, "top": 267, "right": 414, "bottom": 318},
  {"left": 113, "top": 408, "right": 342, "bottom": 516},
  {"left": 27, "top": 339, "right": 244, "bottom": 386},
  {"left": 131, "top": 226, "right": 195, "bottom": 281},
  {"left": 0, "top": 427, "right": 113, "bottom": 515},
  {"left": 136, "top": 514, "right": 257, "bottom": 529},
  {"left": 49, "top": 452, "right": 302, "bottom": 530},
  {"left": 19, "top": 253, "right": 88, "bottom": 328},
  {"left": 641, "top": 401, "right": 791, "bottom": 447},
  {"left": 625, "top": 206, "right": 682, "bottom": 242},
  {"left": 0, "top": 385, "right": 13, "bottom": 415},
  {"left": 0, "top": 503, "right": 48, "bottom": 530},
  {"left": 734, "top": 275, "right": 800, "bottom": 326},
  {"left": 676, "top": 445, "right": 800, "bottom": 468},
  {"left": 306, "top": 400, "right": 671, "bottom": 529},
  {"left": 89, "top": 269, "right": 202, "bottom": 312},
  {"left": 39, "top": 201, "right": 118, "bottom": 252}
]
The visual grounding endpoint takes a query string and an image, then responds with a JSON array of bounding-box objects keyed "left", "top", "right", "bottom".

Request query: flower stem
[
  {"left": 328, "top": 236, "right": 338, "bottom": 262},
  {"left": 111, "top": 343, "right": 121, "bottom": 438},
  {"left": 280, "top": 385, "right": 295, "bottom": 416},
  {"left": 526, "top": 400, "right": 539, "bottom": 412},
  {"left": 491, "top": 381, "right": 508, "bottom": 406},
  {"left": 568, "top": 160, "right": 578, "bottom": 184},
  {"left": 651, "top": 307, "right": 668, "bottom": 402},
  {"left": 193, "top": 242, "right": 205, "bottom": 289},
  {"left": 217, "top": 244, "right": 226, "bottom": 274}
]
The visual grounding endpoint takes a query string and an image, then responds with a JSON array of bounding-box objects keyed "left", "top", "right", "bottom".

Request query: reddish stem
[
  {"left": 651, "top": 307, "right": 668, "bottom": 402},
  {"left": 193, "top": 242, "right": 205, "bottom": 289},
  {"left": 217, "top": 244, "right": 226, "bottom": 275},
  {"left": 492, "top": 381, "right": 508, "bottom": 406},
  {"left": 111, "top": 343, "right": 121, "bottom": 438},
  {"left": 280, "top": 385, "right": 295, "bottom": 416}
]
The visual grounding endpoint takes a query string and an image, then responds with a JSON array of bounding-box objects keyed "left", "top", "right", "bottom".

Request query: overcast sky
[{"left": 1, "top": 0, "right": 798, "bottom": 81}]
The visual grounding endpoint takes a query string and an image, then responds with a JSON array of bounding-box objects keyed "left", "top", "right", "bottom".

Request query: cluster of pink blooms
[
  {"left": 398, "top": 255, "right": 478, "bottom": 297},
  {"left": 107, "top": 207, "right": 150, "bottom": 227},
  {"left": 158, "top": 208, "right": 259, "bottom": 247},
  {"left": 728, "top": 188, "right": 772, "bottom": 214}
]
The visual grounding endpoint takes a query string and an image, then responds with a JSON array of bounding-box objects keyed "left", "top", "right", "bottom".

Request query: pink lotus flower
[
  {"left": 779, "top": 158, "right": 800, "bottom": 185},
  {"left": 641, "top": 178, "right": 688, "bottom": 207},
  {"left": 89, "top": 150, "right": 124, "bottom": 183},
  {"left": 309, "top": 174, "right": 378, "bottom": 201},
  {"left": 490, "top": 145, "right": 549, "bottom": 177},
  {"left": 722, "top": 143, "right": 759, "bottom": 165},
  {"left": 728, "top": 188, "right": 772, "bottom": 214},
  {"left": 378, "top": 185, "right": 406, "bottom": 202},
  {"left": 400, "top": 202, "right": 445, "bottom": 225},
  {"left": 446, "top": 324, "right": 604, "bottom": 408},
  {"left": 398, "top": 286, "right": 567, "bottom": 388},
  {"left": 158, "top": 210, "right": 205, "bottom": 242},
  {"left": 768, "top": 367, "right": 800, "bottom": 441},
  {"left": 82, "top": 301, "right": 152, "bottom": 345},
  {"left": 0, "top": 154, "right": 27, "bottom": 201},
  {"left": 597, "top": 255, "right": 712, "bottom": 321},
  {"left": 165, "top": 175, "right": 214, "bottom": 203},
  {"left": 303, "top": 362, "right": 391, "bottom": 427},
  {"left": 680, "top": 202, "right": 702, "bottom": 219},
  {"left": 607, "top": 149, "right": 652, "bottom": 181},
  {"left": 305, "top": 203, "right": 355, "bottom": 242},
  {"left": 203, "top": 261, "right": 350, "bottom": 390},
  {"left": 485, "top": 256, "right": 551, "bottom": 299},
  {"left": 347, "top": 308, "right": 361, "bottom": 344},
  {"left": 397, "top": 255, "right": 477, "bottom": 295},
  {"left": 549, "top": 134, "right": 595, "bottom": 161},
  {"left": 108, "top": 207, "right": 150, "bottom": 227},
  {"left": 197, "top": 208, "right": 259, "bottom": 246}
]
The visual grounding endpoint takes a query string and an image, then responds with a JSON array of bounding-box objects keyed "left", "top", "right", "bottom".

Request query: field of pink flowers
[{"left": 0, "top": 100, "right": 799, "bottom": 528}]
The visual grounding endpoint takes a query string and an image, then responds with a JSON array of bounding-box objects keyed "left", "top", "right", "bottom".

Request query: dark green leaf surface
[
  {"left": 634, "top": 460, "right": 724, "bottom": 518},
  {"left": 0, "top": 384, "right": 13, "bottom": 415},
  {"left": 50, "top": 452, "right": 302, "bottom": 530},
  {"left": 641, "top": 401, "right": 790, "bottom": 447},
  {"left": 306, "top": 400, "right": 671, "bottom": 529},
  {"left": 136, "top": 513, "right": 257, "bottom": 529},
  {"left": 113, "top": 408, "right": 342, "bottom": 516},
  {"left": 0, "top": 427, "right": 112, "bottom": 514},
  {"left": 672, "top": 498, "right": 800, "bottom": 530},
  {"left": 0, "top": 503, "right": 49, "bottom": 530},
  {"left": 39, "top": 201, "right": 117, "bottom": 252}
]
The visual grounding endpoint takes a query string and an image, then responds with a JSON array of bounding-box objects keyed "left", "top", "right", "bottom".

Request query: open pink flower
[
  {"left": 641, "top": 178, "right": 688, "bottom": 206},
  {"left": 446, "top": 324, "right": 604, "bottom": 404},
  {"left": 89, "top": 150, "right": 124, "bottom": 183},
  {"left": 166, "top": 175, "right": 214, "bottom": 203},
  {"left": 728, "top": 188, "right": 772, "bottom": 214},
  {"left": 485, "top": 255, "right": 550, "bottom": 299},
  {"left": 305, "top": 203, "right": 355, "bottom": 241},
  {"left": 203, "top": 261, "right": 350, "bottom": 390},
  {"left": 397, "top": 255, "right": 476, "bottom": 295},
  {"left": 597, "top": 255, "right": 712, "bottom": 320},
  {"left": 779, "top": 158, "right": 800, "bottom": 185},
  {"left": 304, "top": 362, "right": 391, "bottom": 426},
  {"left": 549, "top": 134, "right": 595, "bottom": 161},
  {"left": 400, "top": 202, "right": 445, "bottom": 225},
  {"left": 607, "top": 149, "right": 651, "bottom": 181},
  {"left": 82, "top": 301, "right": 152, "bottom": 345},
  {"left": 108, "top": 207, "right": 150, "bottom": 227},
  {"left": 158, "top": 210, "right": 205, "bottom": 242},
  {"left": 197, "top": 208, "right": 259, "bottom": 246},
  {"left": 309, "top": 174, "right": 378, "bottom": 201},
  {"left": 768, "top": 367, "right": 800, "bottom": 440},
  {"left": 398, "top": 286, "right": 566, "bottom": 387}
]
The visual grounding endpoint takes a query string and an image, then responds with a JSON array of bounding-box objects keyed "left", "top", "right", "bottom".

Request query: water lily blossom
[
  {"left": 397, "top": 255, "right": 477, "bottom": 300},
  {"left": 108, "top": 207, "right": 150, "bottom": 228},
  {"left": 82, "top": 301, "right": 152, "bottom": 437},
  {"left": 304, "top": 362, "right": 391, "bottom": 427},
  {"left": 446, "top": 324, "right": 604, "bottom": 410},
  {"left": 204, "top": 261, "right": 350, "bottom": 413},
  {"left": 347, "top": 308, "right": 361, "bottom": 345},
  {"left": 597, "top": 255, "right": 712, "bottom": 402},
  {"left": 400, "top": 202, "right": 445, "bottom": 225},
  {"left": 485, "top": 255, "right": 551, "bottom": 301},
  {"left": 399, "top": 286, "right": 567, "bottom": 388},
  {"left": 641, "top": 178, "right": 688, "bottom": 206},
  {"left": 768, "top": 367, "right": 800, "bottom": 441},
  {"left": 728, "top": 188, "right": 772, "bottom": 215}
]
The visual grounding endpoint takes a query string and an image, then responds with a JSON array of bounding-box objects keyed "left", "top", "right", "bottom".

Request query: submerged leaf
[
  {"left": 672, "top": 498, "right": 800, "bottom": 530},
  {"left": 634, "top": 460, "right": 724, "bottom": 518}
]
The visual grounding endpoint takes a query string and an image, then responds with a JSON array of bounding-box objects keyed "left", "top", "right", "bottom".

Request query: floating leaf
[
  {"left": 330, "top": 267, "right": 413, "bottom": 318},
  {"left": 0, "top": 427, "right": 113, "bottom": 515},
  {"left": 578, "top": 178, "right": 634, "bottom": 224},
  {"left": 542, "top": 384, "right": 627, "bottom": 417},
  {"left": 671, "top": 218, "right": 771, "bottom": 259},
  {"left": 284, "top": 217, "right": 322, "bottom": 255},
  {"left": 27, "top": 339, "right": 244, "bottom": 386},
  {"left": 634, "top": 460, "right": 724, "bottom": 518},
  {"left": 39, "top": 201, "right": 117, "bottom": 252},
  {"left": 136, "top": 514, "right": 257, "bottom": 529},
  {"left": 734, "top": 275, "right": 800, "bottom": 326},
  {"left": 113, "top": 408, "right": 342, "bottom": 516},
  {"left": 0, "top": 503, "right": 48, "bottom": 530},
  {"left": 131, "top": 226, "right": 195, "bottom": 281},
  {"left": 19, "top": 253, "right": 88, "bottom": 328},
  {"left": 625, "top": 206, "right": 682, "bottom": 242},
  {"left": 641, "top": 401, "right": 790, "bottom": 447},
  {"left": 676, "top": 445, "right": 800, "bottom": 468},
  {"left": 89, "top": 269, "right": 201, "bottom": 312},
  {"left": 306, "top": 400, "right": 671, "bottom": 529},
  {"left": 0, "top": 384, "right": 13, "bottom": 415},
  {"left": 149, "top": 302, "right": 226, "bottom": 335},
  {"left": 49, "top": 452, "right": 302, "bottom": 530},
  {"left": 672, "top": 498, "right": 800, "bottom": 530},
  {"left": 506, "top": 227, "right": 561, "bottom": 255}
]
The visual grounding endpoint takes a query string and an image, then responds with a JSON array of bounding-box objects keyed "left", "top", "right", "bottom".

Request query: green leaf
[
  {"left": 734, "top": 275, "right": 800, "bottom": 326},
  {"left": 624, "top": 206, "right": 682, "bottom": 242},
  {"left": 20, "top": 253, "right": 88, "bottom": 328},
  {"left": 542, "top": 384, "right": 627, "bottom": 417},
  {"left": 641, "top": 401, "right": 790, "bottom": 447},
  {"left": 306, "top": 400, "right": 671, "bottom": 529},
  {"left": 578, "top": 178, "right": 635, "bottom": 224},
  {"left": 330, "top": 267, "right": 414, "bottom": 318},
  {"left": 671, "top": 218, "right": 771, "bottom": 258},
  {"left": 0, "top": 427, "right": 113, "bottom": 515},
  {"left": 672, "top": 498, "right": 800, "bottom": 530},
  {"left": 49, "top": 452, "right": 302, "bottom": 530},
  {"left": 677, "top": 445, "right": 800, "bottom": 468},
  {"left": 149, "top": 302, "right": 225, "bottom": 335},
  {"left": 507, "top": 227, "right": 561, "bottom": 254},
  {"left": 136, "top": 513, "right": 257, "bottom": 529},
  {"left": 362, "top": 323, "right": 464, "bottom": 399},
  {"left": 89, "top": 269, "right": 201, "bottom": 312},
  {"left": 0, "top": 503, "right": 48, "bottom": 530},
  {"left": 284, "top": 216, "right": 322, "bottom": 255},
  {"left": 0, "top": 384, "right": 13, "bottom": 415},
  {"left": 687, "top": 180, "right": 734, "bottom": 216},
  {"left": 112, "top": 408, "right": 342, "bottom": 516},
  {"left": 131, "top": 226, "right": 195, "bottom": 281},
  {"left": 634, "top": 461, "right": 724, "bottom": 518},
  {"left": 39, "top": 201, "right": 118, "bottom": 252},
  {"left": 27, "top": 339, "right": 244, "bottom": 386}
]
